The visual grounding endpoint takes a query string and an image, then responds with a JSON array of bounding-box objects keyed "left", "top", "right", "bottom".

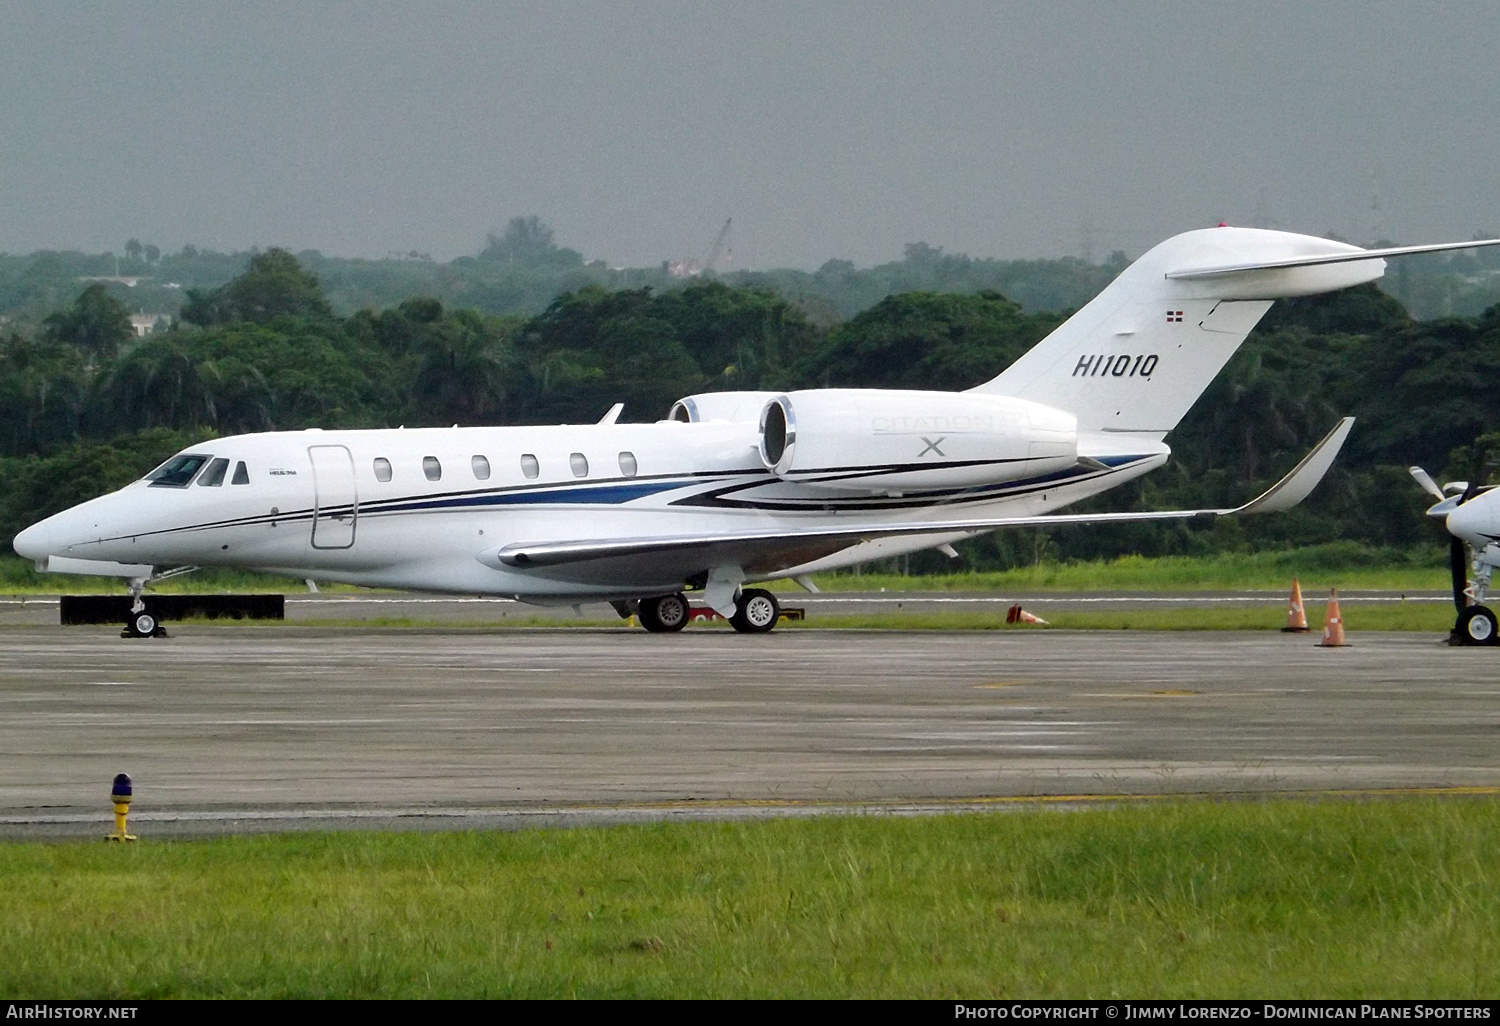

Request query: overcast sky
[{"left": 1, "top": 1, "right": 1497, "bottom": 269}]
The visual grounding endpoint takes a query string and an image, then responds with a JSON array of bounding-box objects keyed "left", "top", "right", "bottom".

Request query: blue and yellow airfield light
[{"left": 107, "top": 773, "right": 137, "bottom": 842}]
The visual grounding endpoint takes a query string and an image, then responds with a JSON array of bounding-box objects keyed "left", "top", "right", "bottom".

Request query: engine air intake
[
  {"left": 756, "top": 389, "right": 1077, "bottom": 493},
  {"left": 760, "top": 396, "right": 794, "bottom": 471}
]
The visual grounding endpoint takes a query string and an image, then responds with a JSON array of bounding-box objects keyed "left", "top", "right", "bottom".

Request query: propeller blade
[
  {"left": 1409, "top": 466, "right": 1446, "bottom": 501},
  {"left": 1451, "top": 536, "right": 1470, "bottom": 613}
]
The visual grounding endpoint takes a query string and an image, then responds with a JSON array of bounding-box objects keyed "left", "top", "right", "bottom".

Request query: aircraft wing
[{"left": 479, "top": 418, "right": 1354, "bottom": 579}]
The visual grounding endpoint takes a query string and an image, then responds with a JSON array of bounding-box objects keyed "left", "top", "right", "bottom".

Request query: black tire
[
  {"left": 639, "top": 593, "right": 690, "bottom": 633},
  {"left": 127, "top": 611, "right": 157, "bottom": 639},
  {"left": 729, "top": 588, "right": 780, "bottom": 634},
  {"left": 1456, "top": 605, "right": 1499, "bottom": 646}
]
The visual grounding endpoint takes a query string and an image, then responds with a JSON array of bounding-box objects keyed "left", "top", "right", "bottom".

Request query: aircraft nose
[
  {"left": 12, "top": 519, "right": 53, "bottom": 561},
  {"left": 1446, "top": 493, "right": 1497, "bottom": 548}
]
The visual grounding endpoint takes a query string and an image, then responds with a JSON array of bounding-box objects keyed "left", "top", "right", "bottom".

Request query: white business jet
[{"left": 15, "top": 227, "right": 1500, "bottom": 637}]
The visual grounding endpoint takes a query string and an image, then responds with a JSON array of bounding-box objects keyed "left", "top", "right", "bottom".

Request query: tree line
[
  {"left": 5, "top": 216, "right": 1499, "bottom": 332},
  {"left": 4, "top": 245, "right": 1499, "bottom": 570}
]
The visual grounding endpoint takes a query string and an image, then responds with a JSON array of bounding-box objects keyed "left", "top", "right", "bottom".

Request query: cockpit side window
[
  {"left": 147, "top": 454, "right": 211, "bottom": 488},
  {"left": 198, "top": 458, "right": 230, "bottom": 487},
  {"left": 231, "top": 461, "right": 250, "bottom": 485}
]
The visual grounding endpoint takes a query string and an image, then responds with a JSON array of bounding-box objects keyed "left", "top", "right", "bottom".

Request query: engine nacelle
[
  {"left": 758, "top": 389, "right": 1077, "bottom": 492},
  {"left": 668, "top": 391, "right": 784, "bottom": 424}
]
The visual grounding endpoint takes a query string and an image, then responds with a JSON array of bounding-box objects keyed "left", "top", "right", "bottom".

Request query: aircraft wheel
[
  {"left": 1456, "top": 605, "right": 1499, "bottom": 646},
  {"left": 125, "top": 610, "right": 158, "bottom": 639},
  {"left": 729, "top": 588, "right": 780, "bottom": 634},
  {"left": 639, "top": 593, "right": 690, "bottom": 632}
]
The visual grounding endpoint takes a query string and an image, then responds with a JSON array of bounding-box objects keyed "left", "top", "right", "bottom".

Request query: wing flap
[{"left": 479, "top": 417, "right": 1354, "bottom": 574}]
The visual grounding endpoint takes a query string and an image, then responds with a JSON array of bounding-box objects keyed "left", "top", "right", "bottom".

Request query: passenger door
[{"left": 308, "top": 445, "right": 357, "bottom": 549}]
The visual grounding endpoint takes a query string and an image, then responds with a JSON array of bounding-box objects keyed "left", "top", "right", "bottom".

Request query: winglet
[
  {"left": 598, "top": 403, "right": 624, "bottom": 425},
  {"left": 1232, "top": 417, "right": 1354, "bottom": 515}
]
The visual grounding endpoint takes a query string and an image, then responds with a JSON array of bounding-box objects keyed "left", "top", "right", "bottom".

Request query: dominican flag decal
[{"left": 1166, "top": 310, "right": 1184, "bottom": 322}]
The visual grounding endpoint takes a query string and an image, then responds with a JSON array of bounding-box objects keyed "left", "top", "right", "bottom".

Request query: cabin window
[
  {"left": 520, "top": 454, "right": 539, "bottom": 479},
  {"left": 423, "top": 456, "right": 442, "bottom": 481},
  {"left": 198, "top": 458, "right": 230, "bottom": 487},
  {"left": 147, "top": 454, "right": 210, "bottom": 488},
  {"left": 618, "top": 451, "right": 638, "bottom": 478},
  {"left": 570, "top": 452, "right": 589, "bottom": 478},
  {"left": 231, "top": 461, "right": 249, "bottom": 485},
  {"left": 471, "top": 455, "right": 491, "bottom": 480},
  {"left": 373, "top": 457, "right": 392, "bottom": 482}
]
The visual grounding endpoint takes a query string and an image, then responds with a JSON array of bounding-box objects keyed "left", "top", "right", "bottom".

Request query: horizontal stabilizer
[
  {"left": 1167, "top": 239, "right": 1500, "bottom": 281},
  {"left": 481, "top": 417, "right": 1354, "bottom": 578}
]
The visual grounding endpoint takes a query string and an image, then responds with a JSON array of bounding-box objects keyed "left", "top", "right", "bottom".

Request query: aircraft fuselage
[{"left": 14, "top": 418, "right": 1165, "bottom": 602}]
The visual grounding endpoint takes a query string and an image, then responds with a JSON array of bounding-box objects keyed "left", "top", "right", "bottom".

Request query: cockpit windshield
[{"left": 146, "top": 454, "right": 211, "bottom": 488}]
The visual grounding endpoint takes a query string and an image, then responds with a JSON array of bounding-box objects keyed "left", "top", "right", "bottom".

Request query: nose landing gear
[
  {"left": 123, "top": 610, "right": 167, "bottom": 639},
  {"left": 1448, "top": 539, "right": 1499, "bottom": 646},
  {"left": 1456, "top": 605, "right": 1498, "bottom": 645},
  {"left": 120, "top": 576, "right": 168, "bottom": 639}
]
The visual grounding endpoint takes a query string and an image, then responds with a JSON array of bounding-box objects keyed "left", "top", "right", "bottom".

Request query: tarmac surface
[{"left": 2, "top": 619, "right": 1496, "bottom": 838}]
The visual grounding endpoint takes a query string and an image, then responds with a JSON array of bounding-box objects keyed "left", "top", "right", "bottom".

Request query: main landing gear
[
  {"left": 728, "top": 588, "right": 780, "bottom": 634},
  {"left": 635, "top": 588, "right": 782, "bottom": 634},
  {"left": 638, "top": 593, "right": 691, "bottom": 632}
]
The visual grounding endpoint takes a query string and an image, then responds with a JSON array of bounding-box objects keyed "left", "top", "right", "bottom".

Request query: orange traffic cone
[
  {"left": 1318, "top": 588, "right": 1349, "bottom": 647},
  {"left": 1281, "top": 578, "right": 1309, "bottom": 632},
  {"left": 1006, "top": 603, "right": 1049, "bottom": 626}
]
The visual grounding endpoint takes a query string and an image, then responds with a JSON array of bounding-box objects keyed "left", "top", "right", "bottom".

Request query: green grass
[
  {"left": 813, "top": 544, "right": 1450, "bottom": 593},
  {"left": 3, "top": 799, "right": 1497, "bottom": 997}
]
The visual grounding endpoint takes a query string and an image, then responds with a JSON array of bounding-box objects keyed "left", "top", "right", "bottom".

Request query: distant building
[
  {"left": 80, "top": 275, "right": 145, "bottom": 288},
  {"left": 129, "top": 313, "right": 171, "bottom": 337}
]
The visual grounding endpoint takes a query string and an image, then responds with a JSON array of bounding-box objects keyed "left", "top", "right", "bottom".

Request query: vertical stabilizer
[{"left": 969, "top": 227, "right": 1384, "bottom": 437}]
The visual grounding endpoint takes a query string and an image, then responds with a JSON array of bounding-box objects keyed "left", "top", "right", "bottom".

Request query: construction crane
[{"left": 668, "top": 219, "right": 733, "bottom": 278}]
